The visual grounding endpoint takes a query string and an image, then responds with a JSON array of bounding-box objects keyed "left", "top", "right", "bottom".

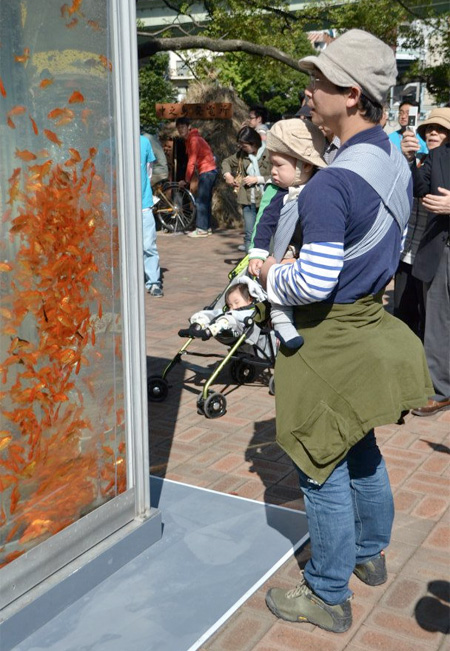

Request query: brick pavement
[{"left": 146, "top": 227, "right": 450, "bottom": 651}]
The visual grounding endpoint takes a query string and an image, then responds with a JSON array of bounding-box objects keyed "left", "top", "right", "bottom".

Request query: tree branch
[{"left": 138, "top": 35, "right": 306, "bottom": 72}]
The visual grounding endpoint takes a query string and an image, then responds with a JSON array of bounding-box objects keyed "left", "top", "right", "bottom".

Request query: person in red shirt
[{"left": 176, "top": 117, "right": 218, "bottom": 238}]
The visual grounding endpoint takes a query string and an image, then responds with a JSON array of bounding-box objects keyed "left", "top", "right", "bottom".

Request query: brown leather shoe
[{"left": 411, "top": 398, "right": 450, "bottom": 417}]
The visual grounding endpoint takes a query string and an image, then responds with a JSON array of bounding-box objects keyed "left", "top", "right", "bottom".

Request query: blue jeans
[
  {"left": 242, "top": 203, "right": 257, "bottom": 251},
  {"left": 195, "top": 169, "right": 217, "bottom": 231},
  {"left": 297, "top": 430, "right": 394, "bottom": 605},
  {"left": 142, "top": 208, "right": 161, "bottom": 289}
]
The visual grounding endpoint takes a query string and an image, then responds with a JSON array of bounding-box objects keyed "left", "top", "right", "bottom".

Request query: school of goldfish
[{"left": 0, "top": 2, "right": 126, "bottom": 570}]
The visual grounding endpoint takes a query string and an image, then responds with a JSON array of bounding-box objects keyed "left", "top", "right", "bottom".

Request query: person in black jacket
[{"left": 401, "top": 107, "right": 450, "bottom": 415}]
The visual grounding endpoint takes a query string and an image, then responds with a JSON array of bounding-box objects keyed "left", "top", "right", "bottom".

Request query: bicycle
[{"left": 152, "top": 181, "right": 196, "bottom": 233}]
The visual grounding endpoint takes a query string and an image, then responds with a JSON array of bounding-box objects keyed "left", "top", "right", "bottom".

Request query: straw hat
[{"left": 417, "top": 107, "right": 450, "bottom": 140}]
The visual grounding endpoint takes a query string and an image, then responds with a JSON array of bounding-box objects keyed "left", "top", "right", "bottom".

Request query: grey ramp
[{"left": 14, "top": 477, "right": 308, "bottom": 651}]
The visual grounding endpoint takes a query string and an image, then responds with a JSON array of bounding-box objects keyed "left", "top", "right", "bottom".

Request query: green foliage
[
  {"left": 138, "top": 54, "right": 177, "bottom": 130},
  {"left": 137, "top": 0, "right": 450, "bottom": 107}
]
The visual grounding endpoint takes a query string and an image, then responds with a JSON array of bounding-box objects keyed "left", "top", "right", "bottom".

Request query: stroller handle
[{"left": 178, "top": 324, "right": 212, "bottom": 340}]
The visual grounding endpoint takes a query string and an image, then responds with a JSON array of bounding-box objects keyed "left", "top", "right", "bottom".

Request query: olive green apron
[{"left": 274, "top": 292, "right": 433, "bottom": 484}]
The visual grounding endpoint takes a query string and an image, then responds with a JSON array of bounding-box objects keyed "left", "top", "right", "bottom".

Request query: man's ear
[{"left": 346, "top": 86, "right": 362, "bottom": 109}]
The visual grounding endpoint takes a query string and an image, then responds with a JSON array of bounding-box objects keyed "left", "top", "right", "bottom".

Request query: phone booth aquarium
[{"left": 0, "top": 1, "right": 160, "bottom": 642}]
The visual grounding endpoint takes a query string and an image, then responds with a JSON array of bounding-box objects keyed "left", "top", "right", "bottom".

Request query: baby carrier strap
[
  {"left": 273, "top": 199, "right": 300, "bottom": 263},
  {"left": 329, "top": 143, "right": 411, "bottom": 260}
]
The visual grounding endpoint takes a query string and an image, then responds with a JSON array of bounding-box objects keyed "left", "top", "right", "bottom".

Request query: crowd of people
[{"left": 140, "top": 28, "right": 449, "bottom": 634}]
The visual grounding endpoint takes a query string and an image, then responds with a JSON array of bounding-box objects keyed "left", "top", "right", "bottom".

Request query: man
[
  {"left": 248, "top": 105, "right": 269, "bottom": 140},
  {"left": 175, "top": 117, "right": 217, "bottom": 238},
  {"left": 401, "top": 108, "right": 450, "bottom": 416},
  {"left": 259, "top": 29, "right": 432, "bottom": 633},
  {"left": 388, "top": 99, "right": 428, "bottom": 156},
  {"left": 140, "top": 134, "right": 163, "bottom": 297},
  {"left": 142, "top": 130, "right": 169, "bottom": 187}
]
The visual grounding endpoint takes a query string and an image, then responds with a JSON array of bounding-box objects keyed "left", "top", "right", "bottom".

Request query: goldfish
[
  {"left": 40, "top": 78, "right": 54, "bottom": 89},
  {"left": 29, "top": 115, "right": 39, "bottom": 135},
  {"left": 68, "top": 0, "right": 83, "bottom": 14},
  {"left": 15, "top": 149, "right": 37, "bottom": 162},
  {"left": 68, "top": 90, "right": 84, "bottom": 104},
  {"left": 65, "top": 17, "right": 78, "bottom": 28},
  {"left": 43, "top": 129, "right": 62, "bottom": 146},
  {"left": 0, "top": 262, "right": 13, "bottom": 272},
  {"left": 68, "top": 148, "right": 81, "bottom": 162},
  {"left": 7, "top": 105, "right": 26, "bottom": 117},
  {"left": 0, "top": 433, "right": 12, "bottom": 451},
  {"left": 81, "top": 108, "right": 92, "bottom": 124},
  {"left": 99, "top": 55, "right": 112, "bottom": 71},
  {"left": 7, "top": 117, "right": 15, "bottom": 129},
  {"left": 0, "top": 77, "right": 6, "bottom": 97},
  {"left": 14, "top": 48, "right": 30, "bottom": 64},
  {"left": 87, "top": 20, "right": 100, "bottom": 31}
]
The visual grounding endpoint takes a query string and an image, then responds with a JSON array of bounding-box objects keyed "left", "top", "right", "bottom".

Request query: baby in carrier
[{"left": 248, "top": 118, "right": 327, "bottom": 349}]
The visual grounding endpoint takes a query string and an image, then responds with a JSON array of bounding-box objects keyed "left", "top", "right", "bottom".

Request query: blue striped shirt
[{"left": 267, "top": 126, "right": 412, "bottom": 305}]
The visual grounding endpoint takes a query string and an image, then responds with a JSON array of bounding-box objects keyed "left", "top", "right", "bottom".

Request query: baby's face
[
  {"left": 269, "top": 151, "right": 297, "bottom": 188},
  {"left": 227, "top": 288, "right": 252, "bottom": 310}
]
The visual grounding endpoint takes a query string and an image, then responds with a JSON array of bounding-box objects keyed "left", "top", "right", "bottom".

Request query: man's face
[
  {"left": 305, "top": 71, "right": 350, "bottom": 133},
  {"left": 248, "top": 112, "right": 262, "bottom": 127},
  {"left": 398, "top": 104, "right": 412, "bottom": 128},
  {"left": 176, "top": 123, "right": 189, "bottom": 139}
]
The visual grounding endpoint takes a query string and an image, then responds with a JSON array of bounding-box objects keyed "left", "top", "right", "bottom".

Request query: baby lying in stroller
[{"left": 189, "top": 276, "right": 266, "bottom": 339}]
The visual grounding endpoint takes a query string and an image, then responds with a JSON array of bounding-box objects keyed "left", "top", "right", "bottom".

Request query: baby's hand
[{"left": 248, "top": 258, "right": 264, "bottom": 276}]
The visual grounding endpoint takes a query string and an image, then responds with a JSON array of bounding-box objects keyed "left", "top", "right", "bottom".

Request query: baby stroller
[{"left": 147, "top": 257, "right": 277, "bottom": 419}]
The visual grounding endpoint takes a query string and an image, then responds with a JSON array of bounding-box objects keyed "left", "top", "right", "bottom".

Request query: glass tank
[{"left": 0, "top": 0, "right": 127, "bottom": 570}]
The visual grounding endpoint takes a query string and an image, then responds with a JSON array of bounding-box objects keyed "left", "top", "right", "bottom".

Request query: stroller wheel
[
  {"left": 230, "top": 360, "right": 257, "bottom": 385},
  {"left": 268, "top": 375, "right": 275, "bottom": 396},
  {"left": 203, "top": 392, "right": 227, "bottom": 419},
  {"left": 147, "top": 376, "right": 169, "bottom": 402}
]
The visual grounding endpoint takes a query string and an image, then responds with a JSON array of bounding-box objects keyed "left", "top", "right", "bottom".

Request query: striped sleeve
[{"left": 266, "top": 242, "right": 344, "bottom": 306}]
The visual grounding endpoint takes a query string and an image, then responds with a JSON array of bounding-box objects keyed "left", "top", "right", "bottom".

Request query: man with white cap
[{"left": 260, "top": 29, "right": 432, "bottom": 633}]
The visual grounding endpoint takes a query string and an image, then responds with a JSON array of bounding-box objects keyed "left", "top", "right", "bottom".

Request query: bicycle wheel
[{"left": 153, "top": 182, "right": 196, "bottom": 233}]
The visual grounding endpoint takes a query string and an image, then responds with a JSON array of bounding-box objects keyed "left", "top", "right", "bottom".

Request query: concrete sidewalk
[{"left": 146, "top": 227, "right": 450, "bottom": 651}]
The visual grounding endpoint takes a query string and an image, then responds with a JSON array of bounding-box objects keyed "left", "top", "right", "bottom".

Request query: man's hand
[
  {"left": 422, "top": 187, "right": 450, "bottom": 215},
  {"left": 259, "top": 256, "right": 276, "bottom": 290},
  {"left": 400, "top": 131, "right": 420, "bottom": 161},
  {"left": 243, "top": 175, "right": 258, "bottom": 186},
  {"left": 248, "top": 258, "right": 264, "bottom": 276},
  {"left": 178, "top": 179, "right": 187, "bottom": 188}
]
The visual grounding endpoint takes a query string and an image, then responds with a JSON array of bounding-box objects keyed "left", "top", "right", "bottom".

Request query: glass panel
[{"left": 0, "top": 0, "right": 126, "bottom": 569}]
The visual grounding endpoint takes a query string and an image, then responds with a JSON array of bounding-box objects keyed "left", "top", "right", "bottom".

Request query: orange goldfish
[
  {"left": 7, "top": 105, "right": 26, "bottom": 117},
  {"left": 0, "top": 77, "right": 6, "bottom": 97},
  {"left": 40, "top": 78, "right": 54, "bottom": 89},
  {"left": 0, "top": 262, "right": 13, "bottom": 272},
  {"left": 68, "top": 90, "right": 84, "bottom": 104},
  {"left": 14, "top": 48, "right": 30, "bottom": 64},
  {"left": 15, "top": 149, "right": 37, "bottom": 162},
  {"left": 81, "top": 108, "right": 92, "bottom": 124},
  {"left": 43, "top": 129, "right": 62, "bottom": 146},
  {"left": 7, "top": 117, "right": 15, "bottom": 129},
  {"left": 99, "top": 55, "right": 112, "bottom": 71},
  {"left": 29, "top": 115, "right": 39, "bottom": 135},
  {"left": 87, "top": 20, "right": 100, "bottom": 31},
  {"left": 66, "top": 17, "right": 78, "bottom": 28}
]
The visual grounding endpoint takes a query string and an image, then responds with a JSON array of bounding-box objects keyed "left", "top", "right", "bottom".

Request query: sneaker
[
  {"left": 237, "top": 244, "right": 247, "bottom": 252},
  {"left": 147, "top": 284, "right": 163, "bottom": 297},
  {"left": 265, "top": 578, "right": 352, "bottom": 633},
  {"left": 207, "top": 228, "right": 212, "bottom": 235},
  {"left": 354, "top": 551, "right": 387, "bottom": 586},
  {"left": 187, "top": 229, "right": 209, "bottom": 238}
]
